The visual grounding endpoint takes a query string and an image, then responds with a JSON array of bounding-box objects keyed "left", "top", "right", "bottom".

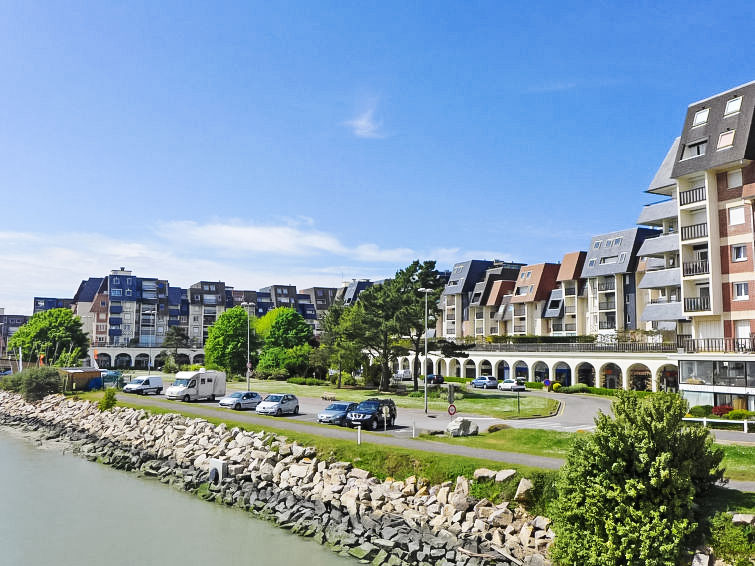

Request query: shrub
[
  {"left": 342, "top": 374, "right": 357, "bottom": 386},
  {"left": 708, "top": 512, "right": 754, "bottom": 566},
  {"left": 689, "top": 405, "right": 714, "bottom": 417},
  {"left": 551, "top": 392, "right": 724, "bottom": 566},
  {"left": 0, "top": 372, "right": 23, "bottom": 392},
  {"left": 443, "top": 376, "right": 469, "bottom": 384},
  {"left": 98, "top": 388, "right": 117, "bottom": 412},
  {"left": 525, "top": 381, "right": 544, "bottom": 390},
  {"left": 551, "top": 382, "right": 562, "bottom": 392},
  {"left": 559, "top": 383, "right": 588, "bottom": 394},
  {"left": 287, "top": 377, "right": 327, "bottom": 386},
  {"left": 253, "top": 368, "right": 288, "bottom": 381},
  {"left": 725, "top": 409, "right": 755, "bottom": 420},
  {"left": 712, "top": 404, "right": 733, "bottom": 417},
  {"left": 162, "top": 355, "right": 179, "bottom": 374},
  {"left": 7, "top": 367, "right": 63, "bottom": 401}
]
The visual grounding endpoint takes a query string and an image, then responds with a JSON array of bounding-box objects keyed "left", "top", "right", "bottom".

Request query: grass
[
  {"left": 422, "top": 427, "right": 578, "bottom": 459},
  {"left": 720, "top": 444, "right": 755, "bottom": 482}
]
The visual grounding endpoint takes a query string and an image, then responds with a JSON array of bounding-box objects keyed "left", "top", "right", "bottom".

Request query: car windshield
[
  {"left": 265, "top": 394, "right": 283, "bottom": 402},
  {"left": 131, "top": 378, "right": 144, "bottom": 385},
  {"left": 356, "top": 401, "right": 379, "bottom": 410},
  {"left": 173, "top": 378, "right": 190, "bottom": 387},
  {"left": 229, "top": 392, "right": 243, "bottom": 398},
  {"left": 326, "top": 403, "right": 349, "bottom": 411}
]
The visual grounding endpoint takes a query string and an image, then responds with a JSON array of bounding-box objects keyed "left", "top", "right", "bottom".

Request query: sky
[{"left": 1, "top": 1, "right": 755, "bottom": 314}]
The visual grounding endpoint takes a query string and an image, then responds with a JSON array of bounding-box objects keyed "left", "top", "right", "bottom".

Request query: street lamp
[
  {"left": 241, "top": 302, "right": 256, "bottom": 391},
  {"left": 142, "top": 309, "right": 156, "bottom": 372},
  {"left": 418, "top": 288, "right": 432, "bottom": 413}
]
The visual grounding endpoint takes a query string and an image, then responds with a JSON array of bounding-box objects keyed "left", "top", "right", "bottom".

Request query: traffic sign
[{"left": 448, "top": 404, "right": 457, "bottom": 416}]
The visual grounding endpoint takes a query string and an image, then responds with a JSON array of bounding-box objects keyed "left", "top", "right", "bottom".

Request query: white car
[
  {"left": 256, "top": 394, "right": 299, "bottom": 416},
  {"left": 218, "top": 391, "right": 263, "bottom": 410},
  {"left": 497, "top": 378, "right": 526, "bottom": 392},
  {"left": 123, "top": 376, "right": 163, "bottom": 395}
]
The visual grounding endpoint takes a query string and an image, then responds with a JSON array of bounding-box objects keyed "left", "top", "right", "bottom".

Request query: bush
[
  {"left": 689, "top": 405, "right": 714, "bottom": 417},
  {"left": 525, "top": 381, "right": 544, "bottom": 390},
  {"left": 712, "top": 404, "right": 733, "bottom": 417},
  {"left": 98, "top": 388, "right": 117, "bottom": 412},
  {"left": 253, "top": 368, "right": 288, "bottom": 381},
  {"left": 0, "top": 372, "right": 23, "bottom": 392},
  {"left": 287, "top": 377, "right": 328, "bottom": 386},
  {"left": 551, "top": 382, "right": 562, "bottom": 392},
  {"left": 551, "top": 392, "right": 724, "bottom": 566},
  {"left": 725, "top": 409, "right": 755, "bottom": 420},
  {"left": 162, "top": 355, "right": 179, "bottom": 374},
  {"left": 342, "top": 374, "right": 357, "bottom": 386},
  {"left": 6, "top": 367, "right": 63, "bottom": 401},
  {"left": 443, "top": 376, "right": 470, "bottom": 384},
  {"left": 708, "top": 512, "right": 754, "bottom": 566},
  {"left": 559, "top": 383, "right": 588, "bottom": 394}
]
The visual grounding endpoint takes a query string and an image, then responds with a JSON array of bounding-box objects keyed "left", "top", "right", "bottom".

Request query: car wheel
[
  {"left": 338, "top": 417, "right": 345, "bottom": 427},
  {"left": 138, "top": 389, "right": 143, "bottom": 395},
  {"left": 389, "top": 416, "right": 395, "bottom": 427},
  {"left": 183, "top": 395, "right": 190, "bottom": 403},
  {"left": 370, "top": 418, "right": 378, "bottom": 431},
  {"left": 156, "top": 388, "right": 162, "bottom": 395},
  {"left": 293, "top": 405, "right": 299, "bottom": 415},
  {"left": 276, "top": 408, "right": 282, "bottom": 417},
  {"left": 234, "top": 403, "right": 241, "bottom": 410},
  {"left": 210, "top": 394, "right": 215, "bottom": 402}
]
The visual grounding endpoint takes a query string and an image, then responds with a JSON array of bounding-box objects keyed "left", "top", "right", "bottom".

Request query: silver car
[
  {"left": 256, "top": 394, "right": 299, "bottom": 416},
  {"left": 218, "top": 391, "right": 263, "bottom": 410},
  {"left": 317, "top": 402, "right": 358, "bottom": 426}
]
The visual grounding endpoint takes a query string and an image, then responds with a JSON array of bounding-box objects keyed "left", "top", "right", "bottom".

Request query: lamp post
[
  {"left": 241, "top": 302, "right": 256, "bottom": 391},
  {"left": 142, "top": 309, "right": 156, "bottom": 372},
  {"left": 418, "top": 288, "right": 432, "bottom": 414}
]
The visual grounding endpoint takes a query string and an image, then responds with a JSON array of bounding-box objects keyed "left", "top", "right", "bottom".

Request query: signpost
[{"left": 448, "top": 404, "right": 457, "bottom": 416}]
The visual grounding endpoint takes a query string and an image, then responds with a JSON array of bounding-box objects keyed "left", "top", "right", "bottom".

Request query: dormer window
[
  {"left": 717, "top": 130, "right": 735, "bottom": 150},
  {"left": 588, "top": 258, "right": 596, "bottom": 267},
  {"left": 593, "top": 241, "right": 601, "bottom": 249},
  {"left": 692, "top": 108, "right": 709, "bottom": 127},
  {"left": 681, "top": 139, "right": 707, "bottom": 160},
  {"left": 724, "top": 96, "right": 742, "bottom": 116}
]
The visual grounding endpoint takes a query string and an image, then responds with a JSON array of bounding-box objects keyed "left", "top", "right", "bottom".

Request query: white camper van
[{"left": 165, "top": 369, "right": 226, "bottom": 402}]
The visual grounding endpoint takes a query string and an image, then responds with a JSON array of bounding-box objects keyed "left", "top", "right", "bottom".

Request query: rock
[
  {"left": 348, "top": 542, "right": 378, "bottom": 560},
  {"left": 519, "top": 524, "right": 533, "bottom": 548},
  {"left": 446, "top": 417, "right": 478, "bottom": 437},
  {"left": 473, "top": 468, "right": 497, "bottom": 481},
  {"left": 691, "top": 553, "right": 711, "bottom": 566},
  {"left": 514, "top": 478, "right": 534, "bottom": 502},
  {"left": 533, "top": 515, "right": 551, "bottom": 530},
  {"left": 523, "top": 554, "right": 548, "bottom": 566},
  {"left": 495, "top": 469, "right": 516, "bottom": 483},
  {"left": 454, "top": 476, "right": 470, "bottom": 495},
  {"left": 731, "top": 513, "right": 755, "bottom": 526},
  {"left": 437, "top": 486, "right": 450, "bottom": 505},
  {"left": 488, "top": 508, "right": 513, "bottom": 527},
  {"left": 449, "top": 491, "right": 473, "bottom": 513}
]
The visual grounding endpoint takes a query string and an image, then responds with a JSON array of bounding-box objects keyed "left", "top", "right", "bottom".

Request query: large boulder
[{"left": 446, "top": 418, "right": 479, "bottom": 437}]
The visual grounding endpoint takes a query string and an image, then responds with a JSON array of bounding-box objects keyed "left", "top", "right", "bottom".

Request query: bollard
[
  {"left": 412, "top": 420, "right": 416, "bottom": 438},
  {"left": 357, "top": 425, "right": 361, "bottom": 445},
  {"left": 745, "top": 420, "right": 749, "bottom": 434}
]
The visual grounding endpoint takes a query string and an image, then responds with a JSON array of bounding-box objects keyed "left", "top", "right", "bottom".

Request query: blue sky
[{"left": 2, "top": 1, "right": 754, "bottom": 314}]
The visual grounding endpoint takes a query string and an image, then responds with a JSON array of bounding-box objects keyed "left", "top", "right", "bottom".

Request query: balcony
[
  {"left": 564, "top": 305, "right": 576, "bottom": 314},
  {"left": 564, "top": 323, "right": 577, "bottom": 332},
  {"left": 599, "top": 301, "right": 616, "bottom": 311},
  {"left": 599, "top": 320, "right": 616, "bottom": 330},
  {"left": 466, "top": 341, "right": 676, "bottom": 353},
  {"left": 446, "top": 313, "right": 455, "bottom": 321},
  {"left": 598, "top": 280, "right": 615, "bottom": 292},
  {"left": 637, "top": 233, "right": 680, "bottom": 256},
  {"left": 683, "top": 337, "right": 755, "bottom": 354},
  {"left": 638, "top": 267, "right": 681, "bottom": 289},
  {"left": 679, "top": 186, "right": 706, "bottom": 206},
  {"left": 551, "top": 323, "right": 563, "bottom": 332},
  {"left": 684, "top": 296, "right": 710, "bottom": 312},
  {"left": 681, "top": 222, "right": 707, "bottom": 241},
  {"left": 513, "top": 305, "right": 526, "bottom": 316},
  {"left": 513, "top": 325, "right": 526, "bottom": 333},
  {"left": 109, "top": 306, "right": 123, "bottom": 314},
  {"left": 640, "top": 301, "right": 684, "bottom": 322},
  {"left": 683, "top": 260, "right": 709, "bottom": 276},
  {"left": 637, "top": 198, "right": 679, "bottom": 225}
]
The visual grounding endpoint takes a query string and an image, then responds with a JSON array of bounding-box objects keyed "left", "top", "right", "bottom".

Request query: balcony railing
[
  {"left": 564, "top": 286, "right": 576, "bottom": 296},
  {"left": 684, "top": 296, "right": 710, "bottom": 312},
  {"left": 684, "top": 337, "right": 755, "bottom": 353},
  {"left": 475, "top": 312, "right": 484, "bottom": 319},
  {"left": 599, "top": 320, "right": 616, "bottom": 330},
  {"left": 513, "top": 325, "right": 526, "bottom": 333},
  {"left": 446, "top": 314, "right": 455, "bottom": 321},
  {"left": 599, "top": 301, "right": 616, "bottom": 311},
  {"left": 467, "top": 341, "right": 676, "bottom": 353},
  {"left": 598, "top": 280, "right": 615, "bottom": 292},
  {"left": 513, "top": 306, "right": 526, "bottom": 316},
  {"left": 551, "top": 323, "right": 563, "bottom": 332},
  {"left": 679, "top": 186, "right": 706, "bottom": 206},
  {"left": 683, "top": 260, "right": 709, "bottom": 276},
  {"left": 475, "top": 327, "right": 484, "bottom": 334},
  {"left": 564, "top": 323, "right": 577, "bottom": 332},
  {"left": 681, "top": 222, "right": 708, "bottom": 241},
  {"left": 564, "top": 305, "right": 576, "bottom": 314}
]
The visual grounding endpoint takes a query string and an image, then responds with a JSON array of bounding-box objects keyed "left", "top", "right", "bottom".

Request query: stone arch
[
  {"left": 437, "top": 358, "right": 447, "bottom": 376},
  {"left": 576, "top": 362, "right": 595, "bottom": 386},
  {"left": 463, "top": 359, "right": 476, "bottom": 379},
  {"left": 391, "top": 359, "right": 399, "bottom": 372},
  {"left": 154, "top": 352, "right": 168, "bottom": 370},
  {"left": 425, "top": 358, "right": 434, "bottom": 375},
  {"left": 478, "top": 359, "right": 493, "bottom": 376},
  {"left": 448, "top": 359, "right": 461, "bottom": 378},
  {"left": 175, "top": 353, "right": 190, "bottom": 366},
  {"left": 96, "top": 353, "right": 112, "bottom": 369},
  {"left": 114, "top": 353, "right": 132, "bottom": 369},
  {"left": 134, "top": 353, "right": 150, "bottom": 369},
  {"left": 401, "top": 358, "right": 410, "bottom": 371},
  {"left": 513, "top": 360, "right": 529, "bottom": 381},
  {"left": 495, "top": 360, "right": 510, "bottom": 380},
  {"left": 192, "top": 353, "right": 205, "bottom": 365},
  {"left": 657, "top": 364, "right": 679, "bottom": 393},
  {"left": 627, "top": 363, "right": 652, "bottom": 391},
  {"left": 553, "top": 362, "right": 572, "bottom": 386},
  {"left": 600, "top": 362, "right": 622, "bottom": 390},
  {"left": 533, "top": 361, "right": 549, "bottom": 382}
]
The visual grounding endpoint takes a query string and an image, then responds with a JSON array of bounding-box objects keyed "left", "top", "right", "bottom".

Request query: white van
[
  {"left": 123, "top": 375, "right": 164, "bottom": 395},
  {"left": 165, "top": 369, "right": 226, "bottom": 402}
]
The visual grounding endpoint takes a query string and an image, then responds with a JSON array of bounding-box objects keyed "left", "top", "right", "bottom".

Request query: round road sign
[{"left": 448, "top": 404, "right": 457, "bottom": 416}]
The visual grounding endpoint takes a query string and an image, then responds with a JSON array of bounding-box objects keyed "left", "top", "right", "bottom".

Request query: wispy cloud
[{"left": 344, "top": 102, "right": 386, "bottom": 139}]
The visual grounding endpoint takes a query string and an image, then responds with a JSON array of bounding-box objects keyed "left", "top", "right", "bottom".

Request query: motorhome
[{"left": 165, "top": 369, "right": 226, "bottom": 402}]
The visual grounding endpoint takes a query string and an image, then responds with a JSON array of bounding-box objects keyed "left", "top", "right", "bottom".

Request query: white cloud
[{"left": 344, "top": 103, "right": 386, "bottom": 139}]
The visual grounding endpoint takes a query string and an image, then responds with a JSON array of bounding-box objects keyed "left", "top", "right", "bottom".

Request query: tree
[
  {"left": 8, "top": 309, "right": 89, "bottom": 364},
  {"left": 253, "top": 307, "right": 290, "bottom": 341},
  {"left": 551, "top": 392, "right": 725, "bottom": 566},
  {"left": 204, "top": 307, "right": 261, "bottom": 375},
  {"left": 265, "top": 308, "right": 312, "bottom": 349},
  {"left": 393, "top": 260, "right": 445, "bottom": 391},
  {"left": 318, "top": 300, "right": 365, "bottom": 387},
  {"left": 162, "top": 326, "right": 190, "bottom": 354}
]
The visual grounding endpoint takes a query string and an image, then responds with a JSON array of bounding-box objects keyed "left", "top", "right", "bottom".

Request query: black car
[
  {"left": 425, "top": 374, "right": 444, "bottom": 385},
  {"left": 346, "top": 398, "right": 397, "bottom": 430}
]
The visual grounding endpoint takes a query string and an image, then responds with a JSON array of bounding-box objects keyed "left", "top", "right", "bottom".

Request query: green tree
[
  {"left": 162, "top": 326, "right": 190, "bottom": 354},
  {"left": 280, "top": 343, "right": 312, "bottom": 377},
  {"left": 253, "top": 307, "right": 289, "bottom": 341},
  {"left": 551, "top": 392, "right": 725, "bottom": 566},
  {"left": 319, "top": 300, "right": 364, "bottom": 388},
  {"left": 265, "top": 308, "right": 312, "bottom": 349},
  {"left": 204, "top": 307, "right": 260, "bottom": 375},
  {"left": 393, "top": 260, "right": 444, "bottom": 391},
  {"left": 8, "top": 309, "right": 89, "bottom": 364}
]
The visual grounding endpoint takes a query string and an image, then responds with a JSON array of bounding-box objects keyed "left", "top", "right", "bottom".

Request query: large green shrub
[
  {"left": 551, "top": 392, "right": 725, "bottom": 566},
  {"left": 725, "top": 409, "right": 755, "bottom": 420},
  {"left": 4, "top": 367, "right": 63, "bottom": 401},
  {"left": 689, "top": 405, "right": 714, "bottom": 417},
  {"left": 559, "top": 383, "right": 588, "bottom": 394}
]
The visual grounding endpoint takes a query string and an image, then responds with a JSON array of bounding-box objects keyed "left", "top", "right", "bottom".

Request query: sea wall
[{"left": 0, "top": 392, "right": 554, "bottom": 566}]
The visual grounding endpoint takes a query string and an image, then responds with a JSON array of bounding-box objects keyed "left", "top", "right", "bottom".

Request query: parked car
[
  {"left": 393, "top": 369, "right": 412, "bottom": 381},
  {"left": 218, "top": 391, "right": 263, "bottom": 410},
  {"left": 0, "top": 369, "right": 12, "bottom": 377},
  {"left": 425, "top": 374, "right": 444, "bottom": 385},
  {"left": 345, "top": 398, "right": 397, "bottom": 430},
  {"left": 256, "top": 394, "right": 299, "bottom": 416},
  {"left": 165, "top": 369, "right": 226, "bottom": 402},
  {"left": 123, "top": 375, "right": 164, "bottom": 395},
  {"left": 470, "top": 376, "right": 498, "bottom": 389},
  {"left": 497, "top": 378, "right": 525, "bottom": 392},
  {"left": 317, "top": 402, "right": 358, "bottom": 426}
]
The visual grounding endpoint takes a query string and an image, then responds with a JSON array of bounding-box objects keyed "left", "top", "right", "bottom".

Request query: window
[
  {"left": 619, "top": 252, "right": 627, "bottom": 263},
  {"left": 732, "top": 244, "right": 747, "bottom": 262},
  {"left": 593, "top": 241, "right": 601, "bottom": 249},
  {"left": 588, "top": 258, "right": 596, "bottom": 267},
  {"left": 126, "top": 278, "right": 132, "bottom": 285},
  {"left": 724, "top": 96, "right": 742, "bottom": 116},
  {"left": 449, "top": 280, "right": 458, "bottom": 286},
  {"left": 529, "top": 285, "right": 534, "bottom": 293},
  {"left": 692, "top": 108, "right": 709, "bottom": 127},
  {"left": 520, "top": 272, "right": 526, "bottom": 279},
  {"left": 717, "top": 130, "right": 735, "bottom": 150},
  {"left": 453, "top": 266, "right": 463, "bottom": 273},
  {"left": 526, "top": 271, "right": 532, "bottom": 278},
  {"left": 734, "top": 282, "right": 749, "bottom": 300},
  {"left": 681, "top": 139, "right": 707, "bottom": 159},
  {"left": 125, "top": 289, "right": 132, "bottom": 296},
  {"left": 613, "top": 237, "right": 622, "bottom": 247},
  {"left": 728, "top": 169, "right": 743, "bottom": 189},
  {"left": 192, "top": 326, "right": 200, "bottom": 335},
  {"left": 600, "top": 256, "right": 618, "bottom": 265},
  {"left": 729, "top": 206, "right": 745, "bottom": 226},
  {"left": 113, "top": 277, "right": 120, "bottom": 284},
  {"left": 605, "top": 240, "right": 612, "bottom": 248},
  {"left": 110, "top": 289, "right": 122, "bottom": 297}
]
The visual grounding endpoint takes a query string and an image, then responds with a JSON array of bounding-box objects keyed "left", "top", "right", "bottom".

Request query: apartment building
[
  {"left": 337, "top": 279, "right": 374, "bottom": 307},
  {"left": 548, "top": 251, "right": 588, "bottom": 336},
  {"left": 188, "top": 280, "right": 229, "bottom": 346},
  {"left": 440, "top": 260, "right": 494, "bottom": 339},
  {"left": 0, "top": 309, "right": 30, "bottom": 357},
  {"left": 32, "top": 297, "right": 73, "bottom": 314},
  {"left": 468, "top": 263, "right": 522, "bottom": 339},
  {"left": 71, "top": 278, "right": 107, "bottom": 346},
  {"left": 509, "top": 263, "right": 560, "bottom": 335}
]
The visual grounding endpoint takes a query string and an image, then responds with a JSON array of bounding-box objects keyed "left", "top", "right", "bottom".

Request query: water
[{"left": 0, "top": 430, "right": 351, "bottom": 566}]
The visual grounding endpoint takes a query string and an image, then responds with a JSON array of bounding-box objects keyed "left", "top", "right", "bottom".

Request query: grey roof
[
  {"left": 638, "top": 268, "right": 681, "bottom": 289},
  {"left": 640, "top": 301, "right": 685, "bottom": 322},
  {"left": 581, "top": 228, "right": 661, "bottom": 278},
  {"left": 637, "top": 198, "right": 677, "bottom": 226},
  {"left": 72, "top": 278, "right": 105, "bottom": 303},
  {"left": 542, "top": 289, "right": 564, "bottom": 319},
  {"left": 442, "top": 260, "right": 494, "bottom": 296},
  {"left": 647, "top": 138, "right": 680, "bottom": 194},
  {"left": 672, "top": 81, "right": 755, "bottom": 179},
  {"left": 493, "top": 296, "right": 512, "bottom": 321},
  {"left": 637, "top": 233, "right": 680, "bottom": 257}
]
